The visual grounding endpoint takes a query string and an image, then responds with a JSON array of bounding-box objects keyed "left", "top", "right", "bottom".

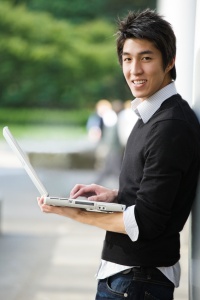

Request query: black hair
[{"left": 116, "top": 9, "right": 176, "bottom": 80}]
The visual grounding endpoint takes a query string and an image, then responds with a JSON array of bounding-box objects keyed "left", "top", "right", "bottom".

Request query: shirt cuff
[{"left": 123, "top": 205, "right": 139, "bottom": 242}]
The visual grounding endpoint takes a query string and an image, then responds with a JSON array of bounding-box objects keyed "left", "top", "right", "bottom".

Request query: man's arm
[
  {"left": 37, "top": 196, "right": 126, "bottom": 234},
  {"left": 38, "top": 184, "right": 139, "bottom": 240}
]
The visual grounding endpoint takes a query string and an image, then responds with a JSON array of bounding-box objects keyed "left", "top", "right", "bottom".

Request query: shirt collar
[{"left": 131, "top": 82, "right": 177, "bottom": 123}]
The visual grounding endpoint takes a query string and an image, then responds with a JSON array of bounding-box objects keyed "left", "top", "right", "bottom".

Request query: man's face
[{"left": 122, "top": 38, "right": 173, "bottom": 101}]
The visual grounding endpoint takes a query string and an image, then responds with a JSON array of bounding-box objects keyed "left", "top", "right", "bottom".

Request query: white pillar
[
  {"left": 157, "top": 0, "right": 196, "bottom": 104},
  {"left": 157, "top": 1, "right": 199, "bottom": 300},
  {"left": 189, "top": 0, "right": 200, "bottom": 299}
]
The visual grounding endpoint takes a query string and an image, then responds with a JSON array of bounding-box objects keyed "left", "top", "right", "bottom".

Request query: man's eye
[
  {"left": 142, "top": 56, "right": 152, "bottom": 61},
  {"left": 123, "top": 57, "right": 131, "bottom": 62}
]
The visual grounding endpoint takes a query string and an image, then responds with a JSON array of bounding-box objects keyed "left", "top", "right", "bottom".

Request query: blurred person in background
[
  {"left": 38, "top": 9, "right": 200, "bottom": 300},
  {"left": 87, "top": 99, "right": 118, "bottom": 172},
  {"left": 86, "top": 99, "right": 111, "bottom": 143},
  {"left": 95, "top": 99, "right": 124, "bottom": 184}
]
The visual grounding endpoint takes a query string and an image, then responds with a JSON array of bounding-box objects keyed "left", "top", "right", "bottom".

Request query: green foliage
[
  {"left": 6, "top": 0, "right": 156, "bottom": 23},
  {"left": 0, "top": 108, "right": 91, "bottom": 126},
  {"left": 0, "top": 0, "right": 156, "bottom": 108},
  {"left": 0, "top": 1, "right": 132, "bottom": 108}
]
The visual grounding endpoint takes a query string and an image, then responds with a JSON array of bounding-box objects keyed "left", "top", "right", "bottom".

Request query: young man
[{"left": 38, "top": 9, "right": 200, "bottom": 300}]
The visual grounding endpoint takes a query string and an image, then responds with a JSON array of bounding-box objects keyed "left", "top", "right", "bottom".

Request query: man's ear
[{"left": 166, "top": 57, "right": 176, "bottom": 72}]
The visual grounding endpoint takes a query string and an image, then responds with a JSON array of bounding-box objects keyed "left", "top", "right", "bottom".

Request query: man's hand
[
  {"left": 37, "top": 196, "right": 83, "bottom": 219},
  {"left": 70, "top": 183, "right": 118, "bottom": 202},
  {"left": 37, "top": 193, "right": 126, "bottom": 235}
]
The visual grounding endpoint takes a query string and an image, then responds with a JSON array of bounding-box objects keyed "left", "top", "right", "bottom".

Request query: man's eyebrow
[
  {"left": 139, "top": 50, "right": 154, "bottom": 55},
  {"left": 122, "top": 50, "right": 154, "bottom": 56}
]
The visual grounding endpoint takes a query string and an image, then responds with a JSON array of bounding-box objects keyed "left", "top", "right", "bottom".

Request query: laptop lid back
[{"left": 3, "top": 126, "right": 49, "bottom": 196}]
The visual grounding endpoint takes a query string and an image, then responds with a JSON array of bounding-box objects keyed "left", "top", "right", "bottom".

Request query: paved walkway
[{"left": 0, "top": 141, "right": 189, "bottom": 299}]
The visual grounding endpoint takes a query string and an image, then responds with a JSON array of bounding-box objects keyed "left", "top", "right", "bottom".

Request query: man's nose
[{"left": 130, "top": 60, "right": 143, "bottom": 75}]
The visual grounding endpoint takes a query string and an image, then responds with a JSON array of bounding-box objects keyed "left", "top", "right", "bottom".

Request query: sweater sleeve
[{"left": 135, "top": 120, "right": 195, "bottom": 240}]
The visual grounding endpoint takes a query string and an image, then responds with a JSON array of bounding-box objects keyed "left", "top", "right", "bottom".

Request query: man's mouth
[{"left": 132, "top": 80, "right": 147, "bottom": 85}]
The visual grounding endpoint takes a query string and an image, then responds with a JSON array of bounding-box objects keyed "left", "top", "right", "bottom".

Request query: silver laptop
[{"left": 3, "top": 126, "right": 126, "bottom": 213}]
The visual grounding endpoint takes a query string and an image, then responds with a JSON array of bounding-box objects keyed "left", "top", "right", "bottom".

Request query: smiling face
[{"left": 122, "top": 38, "right": 175, "bottom": 101}]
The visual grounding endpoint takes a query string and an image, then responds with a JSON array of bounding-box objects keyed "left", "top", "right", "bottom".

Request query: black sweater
[{"left": 102, "top": 94, "right": 200, "bottom": 267}]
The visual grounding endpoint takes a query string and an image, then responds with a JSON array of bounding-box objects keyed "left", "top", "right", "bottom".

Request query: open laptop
[{"left": 3, "top": 126, "right": 126, "bottom": 213}]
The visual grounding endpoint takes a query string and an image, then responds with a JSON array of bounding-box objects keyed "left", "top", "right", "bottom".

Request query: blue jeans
[{"left": 95, "top": 267, "right": 174, "bottom": 300}]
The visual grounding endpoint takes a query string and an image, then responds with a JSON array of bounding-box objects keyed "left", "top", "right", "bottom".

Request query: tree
[
  {"left": 0, "top": 0, "right": 156, "bottom": 108},
  {"left": 0, "top": 1, "right": 134, "bottom": 108},
  {"left": 2, "top": 0, "right": 156, "bottom": 23}
]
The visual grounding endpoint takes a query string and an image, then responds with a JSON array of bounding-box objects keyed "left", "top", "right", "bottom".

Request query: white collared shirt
[
  {"left": 131, "top": 81, "right": 177, "bottom": 123},
  {"left": 96, "top": 82, "right": 180, "bottom": 288}
]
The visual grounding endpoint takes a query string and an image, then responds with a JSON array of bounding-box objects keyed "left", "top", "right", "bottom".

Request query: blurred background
[{"left": 0, "top": 0, "right": 192, "bottom": 299}]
